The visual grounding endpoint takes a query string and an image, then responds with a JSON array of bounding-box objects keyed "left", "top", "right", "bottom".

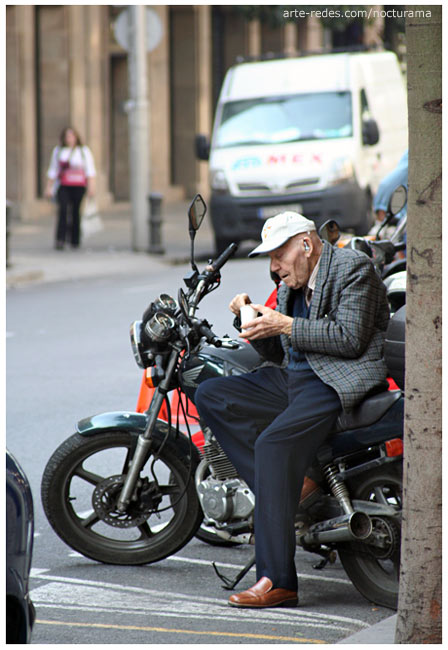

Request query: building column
[
  {"left": 85, "top": 5, "right": 111, "bottom": 206},
  {"left": 148, "top": 5, "right": 178, "bottom": 198},
  {"left": 247, "top": 19, "right": 261, "bottom": 58},
  {"left": 305, "top": 16, "right": 324, "bottom": 51},
  {"left": 195, "top": 5, "right": 212, "bottom": 198},
  {"left": 16, "top": 6, "right": 38, "bottom": 218},
  {"left": 364, "top": 6, "right": 384, "bottom": 46},
  {"left": 284, "top": 21, "right": 298, "bottom": 56},
  {"left": 68, "top": 6, "right": 87, "bottom": 140}
]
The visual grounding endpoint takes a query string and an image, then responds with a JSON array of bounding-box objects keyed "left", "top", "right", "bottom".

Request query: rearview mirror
[
  {"left": 187, "top": 194, "right": 207, "bottom": 271},
  {"left": 188, "top": 194, "right": 207, "bottom": 233},
  {"left": 318, "top": 219, "right": 340, "bottom": 245},
  {"left": 388, "top": 185, "right": 407, "bottom": 216},
  {"left": 350, "top": 237, "right": 373, "bottom": 258}
]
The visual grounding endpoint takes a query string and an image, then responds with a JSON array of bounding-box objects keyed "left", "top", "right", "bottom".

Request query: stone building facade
[{"left": 6, "top": 5, "right": 384, "bottom": 219}]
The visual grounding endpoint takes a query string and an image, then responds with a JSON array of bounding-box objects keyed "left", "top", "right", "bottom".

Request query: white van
[{"left": 196, "top": 51, "right": 408, "bottom": 252}]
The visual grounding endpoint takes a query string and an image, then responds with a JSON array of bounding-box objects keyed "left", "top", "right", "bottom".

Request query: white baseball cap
[{"left": 249, "top": 211, "right": 316, "bottom": 257}]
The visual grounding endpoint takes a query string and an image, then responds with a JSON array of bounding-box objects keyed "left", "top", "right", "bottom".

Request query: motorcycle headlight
[
  {"left": 144, "top": 312, "right": 176, "bottom": 342},
  {"left": 130, "top": 320, "right": 144, "bottom": 368}
]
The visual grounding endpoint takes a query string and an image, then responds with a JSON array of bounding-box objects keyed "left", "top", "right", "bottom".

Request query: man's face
[{"left": 269, "top": 236, "right": 311, "bottom": 289}]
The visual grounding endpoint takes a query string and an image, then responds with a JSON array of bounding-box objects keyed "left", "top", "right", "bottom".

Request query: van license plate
[{"left": 258, "top": 204, "right": 303, "bottom": 219}]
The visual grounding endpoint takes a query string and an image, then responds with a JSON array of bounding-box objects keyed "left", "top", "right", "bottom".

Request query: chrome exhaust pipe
[{"left": 302, "top": 511, "right": 372, "bottom": 545}]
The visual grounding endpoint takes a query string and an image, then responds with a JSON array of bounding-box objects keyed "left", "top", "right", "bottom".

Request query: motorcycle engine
[
  {"left": 197, "top": 477, "right": 255, "bottom": 522},
  {"left": 196, "top": 438, "right": 255, "bottom": 524}
]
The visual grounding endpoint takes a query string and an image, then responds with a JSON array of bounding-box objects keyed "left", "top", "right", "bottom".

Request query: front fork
[{"left": 116, "top": 349, "right": 180, "bottom": 512}]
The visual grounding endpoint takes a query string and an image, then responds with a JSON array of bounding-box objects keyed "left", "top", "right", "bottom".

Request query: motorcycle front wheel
[
  {"left": 41, "top": 427, "right": 203, "bottom": 565},
  {"left": 338, "top": 464, "right": 402, "bottom": 610}
]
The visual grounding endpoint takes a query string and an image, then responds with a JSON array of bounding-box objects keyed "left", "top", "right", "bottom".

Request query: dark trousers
[
  {"left": 195, "top": 366, "right": 341, "bottom": 592},
  {"left": 56, "top": 185, "right": 86, "bottom": 246}
]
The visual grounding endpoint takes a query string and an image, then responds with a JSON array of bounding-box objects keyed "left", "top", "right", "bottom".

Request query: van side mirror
[
  {"left": 195, "top": 134, "right": 210, "bottom": 161},
  {"left": 362, "top": 118, "right": 380, "bottom": 146}
]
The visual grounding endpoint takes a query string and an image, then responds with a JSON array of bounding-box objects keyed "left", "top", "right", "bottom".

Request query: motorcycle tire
[
  {"left": 41, "top": 427, "right": 203, "bottom": 565},
  {"left": 338, "top": 464, "right": 402, "bottom": 610}
]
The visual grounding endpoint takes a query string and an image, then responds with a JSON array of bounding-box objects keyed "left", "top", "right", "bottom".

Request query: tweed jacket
[{"left": 250, "top": 241, "right": 390, "bottom": 412}]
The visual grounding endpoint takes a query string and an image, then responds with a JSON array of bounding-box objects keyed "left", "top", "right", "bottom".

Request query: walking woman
[{"left": 45, "top": 127, "right": 96, "bottom": 249}]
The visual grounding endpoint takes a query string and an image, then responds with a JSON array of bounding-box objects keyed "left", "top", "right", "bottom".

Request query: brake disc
[{"left": 92, "top": 475, "right": 156, "bottom": 528}]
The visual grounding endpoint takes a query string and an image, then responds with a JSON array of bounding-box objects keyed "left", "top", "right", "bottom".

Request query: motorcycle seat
[{"left": 334, "top": 389, "right": 402, "bottom": 433}]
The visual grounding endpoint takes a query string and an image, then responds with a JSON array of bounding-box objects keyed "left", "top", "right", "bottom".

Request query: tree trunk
[{"left": 395, "top": 6, "right": 442, "bottom": 644}]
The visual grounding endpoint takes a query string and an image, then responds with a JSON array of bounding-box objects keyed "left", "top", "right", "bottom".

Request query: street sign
[{"left": 113, "top": 7, "right": 163, "bottom": 53}]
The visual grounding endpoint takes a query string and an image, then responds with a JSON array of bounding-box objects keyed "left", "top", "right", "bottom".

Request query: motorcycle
[
  {"left": 320, "top": 185, "right": 407, "bottom": 281},
  {"left": 41, "top": 194, "right": 404, "bottom": 610},
  {"left": 319, "top": 185, "right": 407, "bottom": 315}
]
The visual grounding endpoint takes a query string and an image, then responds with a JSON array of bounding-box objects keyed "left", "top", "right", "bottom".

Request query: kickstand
[
  {"left": 312, "top": 549, "right": 337, "bottom": 570},
  {"left": 212, "top": 553, "right": 256, "bottom": 590}
]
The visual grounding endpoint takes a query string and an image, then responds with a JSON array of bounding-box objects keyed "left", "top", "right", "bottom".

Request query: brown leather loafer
[
  {"left": 228, "top": 577, "right": 298, "bottom": 608},
  {"left": 299, "top": 476, "right": 322, "bottom": 508}
]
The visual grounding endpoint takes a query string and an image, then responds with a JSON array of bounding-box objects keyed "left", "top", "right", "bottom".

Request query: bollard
[
  {"left": 147, "top": 192, "right": 165, "bottom": 254},
  {"left": 6, "top": 200, "right": 12, "bottom": 268}
]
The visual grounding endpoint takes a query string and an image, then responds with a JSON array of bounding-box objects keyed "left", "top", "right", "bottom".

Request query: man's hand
[
  {"left": 229, "top": 293, "right": 251, "bottom": 316},
  {"left": 239, "top": 304, "right": 293, "bottom": 340}
]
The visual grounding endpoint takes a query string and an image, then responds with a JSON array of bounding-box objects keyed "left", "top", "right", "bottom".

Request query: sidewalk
[
  {"left": 6, "top": 200, "right": 216, "bottom": 289},
  {"left": 338, "top": 614, "right": 396, "bottom": 644}
]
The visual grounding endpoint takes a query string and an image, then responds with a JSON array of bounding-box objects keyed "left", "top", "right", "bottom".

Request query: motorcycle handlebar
[
  {"left": 208, "top": 242, "right": 238, "bottom": 273},
  {"left": 370, "top": 239, "right": 405, "bottom": 265},
  {"left": 198, "top": 322, "right": 222, "bottom": 347},
  {"left": 393, "top": 241, "right": 406, "bottom": 252},
  {"left": 189, "top": 243, "right": 238, "bottom": 316}
]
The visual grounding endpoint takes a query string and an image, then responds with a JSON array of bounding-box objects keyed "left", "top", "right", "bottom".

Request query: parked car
[
  {"left": 6, "top": 450, "right": 35, "bottom": 643},
  {"left": 196, "top": 50, "right": 408, "bottom": 253}
]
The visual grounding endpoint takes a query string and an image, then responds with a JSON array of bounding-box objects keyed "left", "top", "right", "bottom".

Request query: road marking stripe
[
  {"left": 34, "top": 602, "right": 355, "bottom": 632},
  {"left": 62, "top": 552, "right": 350, "bottom": 585},
  {"left": 167, "top": 555, "right": 352, "bottom": 584},
  {"left": 30, "top": 574, "right": 368, "bottom": 628},
  {"left": 35, "top": 619, "right": 325, "bottom": 643}
]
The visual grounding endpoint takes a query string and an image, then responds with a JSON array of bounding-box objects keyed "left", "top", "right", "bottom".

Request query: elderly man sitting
[{"left": 196, "top": 211, "right": 390, "bottom": 608}]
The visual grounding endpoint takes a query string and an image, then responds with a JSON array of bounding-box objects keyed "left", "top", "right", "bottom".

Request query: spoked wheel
[
  {"left": 339, "top": 465, "right": 402, "bottom": 609},
  {"left": 41, "top": 428, "right": 203, "bottom": 565}
]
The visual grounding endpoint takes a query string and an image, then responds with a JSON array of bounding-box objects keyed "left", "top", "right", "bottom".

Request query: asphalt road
[{"left": 6, "top": 258, "right": 392, "bottom": 644}]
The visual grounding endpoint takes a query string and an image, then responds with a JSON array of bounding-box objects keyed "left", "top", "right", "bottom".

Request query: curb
[
  {"left": 6, "top": 269, "right": 45, "bottom": 289},
  {"left": 338, "top": 614, "right": 396, "bottom": 644}
]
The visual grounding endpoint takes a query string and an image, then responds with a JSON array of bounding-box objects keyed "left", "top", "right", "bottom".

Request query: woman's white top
[{"left": 47, "top": 145, "right": 96, "bottom": 180}]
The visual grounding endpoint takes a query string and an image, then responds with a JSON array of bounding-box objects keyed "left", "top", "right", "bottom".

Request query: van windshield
[{"left": 215, "top": 91, "right": 352, "bottom": 148}]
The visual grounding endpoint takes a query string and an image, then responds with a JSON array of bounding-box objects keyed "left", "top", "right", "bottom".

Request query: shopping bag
[{"left": 81, "top": 198, "right": 103, "bottom": 239}]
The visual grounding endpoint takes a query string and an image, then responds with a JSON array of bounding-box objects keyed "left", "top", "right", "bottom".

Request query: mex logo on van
[{"left": 232, "top": 153, "right": 323, "bottom": 170}]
